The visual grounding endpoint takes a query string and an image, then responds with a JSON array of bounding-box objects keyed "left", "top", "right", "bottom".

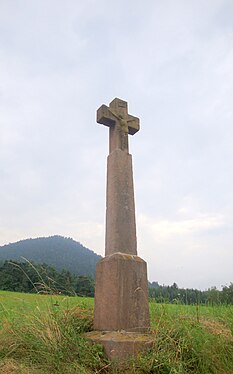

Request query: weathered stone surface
[
  {"left": 94, "top": 252, "right": 150, "bottom": 332},
  {"left": 97, "top": 98, "right": 139, "bottom": 153},
  {"left": 105, "top": 149, "right": 137, "bottom": 256},
  {"left": 92, "top": 98, "right": 151, "bottom": 361},
  {"left": 85, "top": 331, "right": 154, "bottom": 362}
]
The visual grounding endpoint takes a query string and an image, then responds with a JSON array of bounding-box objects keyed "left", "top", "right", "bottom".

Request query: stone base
[
  {"left": 94, "top": 252, "right": 150, "bottom": 332},
  {"left": 85, "top": 331, "right": 154, "bottom": 361}
]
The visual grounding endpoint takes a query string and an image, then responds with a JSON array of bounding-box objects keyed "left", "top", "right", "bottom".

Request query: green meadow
[{"left": 0, "top": 291, "right": 233, "bottom": 373}]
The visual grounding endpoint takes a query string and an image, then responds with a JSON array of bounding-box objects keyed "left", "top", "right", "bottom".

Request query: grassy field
[{"left": 0, "top": 291, "right": 232, "bottom": 373}]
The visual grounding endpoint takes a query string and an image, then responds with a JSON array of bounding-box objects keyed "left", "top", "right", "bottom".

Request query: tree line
[
  {"left": 149, "top": 281, "right": 233, "bottom": 305},
  {"left": 0, "top": 260, "right": 94, "bottom": 297},
  {"left": 0, "top": 260, "right": 232, "bottom": 304}
]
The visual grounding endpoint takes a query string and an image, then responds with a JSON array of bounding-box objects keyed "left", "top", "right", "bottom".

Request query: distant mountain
[{"left": 0, "top": 235, "right": 102, "bottom": 277}]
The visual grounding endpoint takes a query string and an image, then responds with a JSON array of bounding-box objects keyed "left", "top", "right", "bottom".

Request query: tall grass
[
  {"left": 136, "top": 302, "right": 233, "bottom": 373},
  {"left": 0, "top": 299, "right": 106, "bottom": 373},
  {"left": 0, "top": 292, "right": 233, "bottom": 373}
]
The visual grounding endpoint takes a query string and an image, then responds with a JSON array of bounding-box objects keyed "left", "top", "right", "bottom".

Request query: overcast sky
[{"left": 0, "top": 0, "right": 232, "bottom": 290}]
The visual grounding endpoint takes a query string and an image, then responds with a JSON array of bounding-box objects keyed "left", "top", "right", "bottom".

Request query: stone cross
[
  {"left": 97, "top": 98, "right": 140, "bottom": 153},
  {"left": 94, "top": 98, "right": 150, "bottom": 336}
]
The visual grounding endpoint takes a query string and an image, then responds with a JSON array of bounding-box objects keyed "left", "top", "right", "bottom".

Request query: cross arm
[
  {"left": 97, "top": 105, "right": 116, "bottom": 127},
  {"left": 126, "top": 115, "right": 140, "bottom": 135}
]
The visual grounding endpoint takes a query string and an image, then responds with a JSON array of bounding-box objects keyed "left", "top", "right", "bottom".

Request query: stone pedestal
[
  {"left": 85, "top": 331, "right": 154, "bottom": 362},
  {"left": 94, "top": 253, "right": 150, "bottom": 332}
]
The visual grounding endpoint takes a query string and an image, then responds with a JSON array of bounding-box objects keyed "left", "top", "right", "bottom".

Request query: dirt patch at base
[
  {"left": 0, "top": 359, "right": 39, "bottom": 374},
  {"left": 200, "top": 318, "right": 232, "bottom": 340}
]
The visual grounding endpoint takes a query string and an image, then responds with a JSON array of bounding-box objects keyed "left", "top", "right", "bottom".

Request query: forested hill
[{"left": 0, "top": 236, "right": 102, "bottom": 277}]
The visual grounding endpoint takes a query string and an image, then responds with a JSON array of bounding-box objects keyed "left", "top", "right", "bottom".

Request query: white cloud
[{"left": 138, "top": 213, "right": 226, "bottom": 239}]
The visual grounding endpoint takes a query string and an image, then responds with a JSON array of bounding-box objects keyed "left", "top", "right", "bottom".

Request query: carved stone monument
[{"left": 87, "top": 98, "right": 151, "bottom": 361}]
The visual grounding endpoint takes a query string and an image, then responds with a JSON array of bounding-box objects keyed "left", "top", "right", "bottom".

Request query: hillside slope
[{"left": 0, "top": 236, "right": 102, "bottom": 277}]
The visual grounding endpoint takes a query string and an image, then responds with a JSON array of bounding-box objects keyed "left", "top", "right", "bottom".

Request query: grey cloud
[{"left": 0, "top": 0, "right": 232, "bottom": 289}]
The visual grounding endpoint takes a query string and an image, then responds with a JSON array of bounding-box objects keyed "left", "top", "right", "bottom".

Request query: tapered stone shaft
[{"left": 105, "top": 149, "right": 137, "bottom": 256}]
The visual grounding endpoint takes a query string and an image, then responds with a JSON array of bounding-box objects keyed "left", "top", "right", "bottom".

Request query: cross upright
[{"left": 97, "top": 98, "right": 140, "bottom": 153}]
